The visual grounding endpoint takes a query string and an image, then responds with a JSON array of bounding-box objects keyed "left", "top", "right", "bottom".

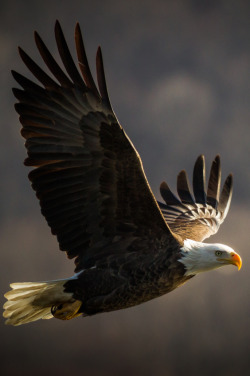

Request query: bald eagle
[{"left": 3, "top": 21, "right": 241, "bottom": 326}]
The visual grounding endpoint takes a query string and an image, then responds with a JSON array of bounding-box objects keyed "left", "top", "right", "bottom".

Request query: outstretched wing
[
  {"left": 13, "top": 21, "right": 175, "bottom": 272},
  {"left": 158, "top": 155, "right": 233, "bottom": 242}
]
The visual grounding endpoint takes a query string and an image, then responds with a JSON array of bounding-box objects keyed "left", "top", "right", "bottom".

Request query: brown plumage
[
  {"left": 159, "top": 155, "right": 233, "bottom": 241},
  {"left": 3, "top": 21, "right": 240, "bottom": 326}
]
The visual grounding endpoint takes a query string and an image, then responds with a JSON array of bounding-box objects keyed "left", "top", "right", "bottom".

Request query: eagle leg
[{"left": 51, "top": 299, "right": 82, "bottom": 320}]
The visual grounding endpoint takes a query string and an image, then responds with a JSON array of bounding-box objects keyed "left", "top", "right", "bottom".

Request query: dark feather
[
  {"left": 218, "top": 174, "right": 233, "bottom": 217},
  {"left": 54, "top": 20, "right": 85, "bottom": 88},
  {"left": 160, "top": 181, "right": 184, "bottom": 207},
  {"left": 12, "top": 70, "right": 46, "bottom": 93},
  {"left": 192, "top": 155, "right": 206, "bottom": 204},
  {"left": 74, "top": 23, "right": 100, "bottom": 98},
  {"left": 207, "top": 155, "right": 221, "bottom": 209},
  {"left": 96, "top": 47, "right": 112, "bottom": 110},
  {"left": 177, "top": 170, "right": 195, "bottom": 205},
  {"left": 34, "top": 31, "right": 73, "bottom": 87},
  {"left": 18, "top": 47, "right": 59, "bottom": 89}
]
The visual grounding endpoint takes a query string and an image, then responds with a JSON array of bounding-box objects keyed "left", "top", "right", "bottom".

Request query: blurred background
[{"left": 0, "top": 0, "right": 250, "bottom": 375}]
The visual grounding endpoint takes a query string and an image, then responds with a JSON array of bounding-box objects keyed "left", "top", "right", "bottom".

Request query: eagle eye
[{"left": 215, "top": 251, "right": 223, "bottom": 257}]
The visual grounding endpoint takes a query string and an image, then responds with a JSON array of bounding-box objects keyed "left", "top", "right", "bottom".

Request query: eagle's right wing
[{"left": 158, "top": 155, "right": 233, "bottom": 242}]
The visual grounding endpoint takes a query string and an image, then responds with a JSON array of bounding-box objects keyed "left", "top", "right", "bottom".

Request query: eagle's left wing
[
  {"left": 13, "top": 21, "right": 177, "bottom": 273},
  {"left": 158, "top": 155, "right": 233, "bottom": 242}
]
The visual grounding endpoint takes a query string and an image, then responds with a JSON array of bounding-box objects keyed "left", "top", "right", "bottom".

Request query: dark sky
[{"left": 0, "top": 1, "right": 250, "bottom": 375}]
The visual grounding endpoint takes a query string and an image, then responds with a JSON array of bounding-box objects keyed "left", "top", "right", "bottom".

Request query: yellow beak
[
  {"left": 217, "top": 252, "right": 242, "bottom": 270},
  {"left": 230, "top": 252, "right": 242, "bottom": 270}
]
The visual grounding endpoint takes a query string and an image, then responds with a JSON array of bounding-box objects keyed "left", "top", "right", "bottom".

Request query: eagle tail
[{"left": 3, "top": 279, "right": 82, "bottom": 326}]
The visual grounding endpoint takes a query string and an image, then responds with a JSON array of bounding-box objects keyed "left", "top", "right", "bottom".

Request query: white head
[{"left": 179, "top": 239, "right": 242, "bottom": 276}]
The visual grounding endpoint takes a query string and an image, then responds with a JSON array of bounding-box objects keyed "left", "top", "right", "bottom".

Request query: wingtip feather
[{"left": 193, "top": 155, "right": 206, "bottom": 204}]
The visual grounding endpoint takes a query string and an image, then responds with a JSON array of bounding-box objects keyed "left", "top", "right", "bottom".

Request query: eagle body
[
  {"left": 3, "top": 21, "right": 241, "bottom": 326},
  {"left": 65, "top": 236, "right": 189, "bottom": 315}
]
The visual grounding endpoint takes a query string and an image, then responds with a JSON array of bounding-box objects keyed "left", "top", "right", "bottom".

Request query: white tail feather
[{"left": 3, "top": 279, "right": 76, "bottom": 326}]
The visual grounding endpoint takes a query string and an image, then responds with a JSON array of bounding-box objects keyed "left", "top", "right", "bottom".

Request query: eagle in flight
[{"left": 4, "top": 21, "right": 242, "bottom": 326}]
